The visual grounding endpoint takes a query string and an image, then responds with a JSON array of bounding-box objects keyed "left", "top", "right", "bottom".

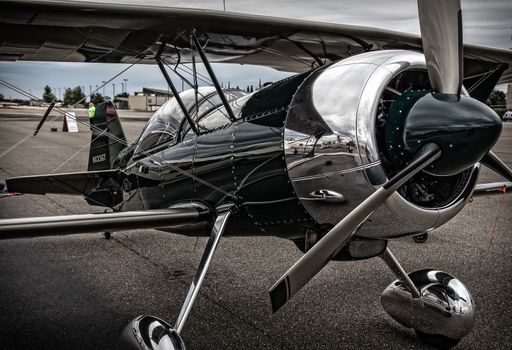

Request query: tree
[
  {"left": 90, "top": 92, "right": 105, "bottom": 105},
  {"left": 486, "top": 89, "right": 507, "bottom": 116},
  {"left": 42, "top": 85, "right": 56, "bottom": 103},
  {"left": 486, "top": 89, "right": 506, "bottom": 107},
  {"left": 115, "top": 92, "right": 129, "bottom": 98},
  {"left": 63, "top": 86, "right": 86, "bottom": 106},
  {"left": 0, "top": 93, "right": 4, "bottom": 101}
]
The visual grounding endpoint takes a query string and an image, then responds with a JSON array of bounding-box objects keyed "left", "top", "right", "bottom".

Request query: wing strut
[
  {"left": 174, "top": 204, "right": 233, "bottom": 333},
  {"left": 191, "top": 32, "right": 237, "bottom": 122},
  {"left": 33, "top": 100, "right": 56, "bottom": 136},
  {"left": 156, "top": 46, "right": 199, "bottom": 135}
]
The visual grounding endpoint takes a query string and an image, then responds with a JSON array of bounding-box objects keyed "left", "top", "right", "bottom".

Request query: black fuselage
[{"left": 122, "top": 71, "right": 318, "bottom": 239}]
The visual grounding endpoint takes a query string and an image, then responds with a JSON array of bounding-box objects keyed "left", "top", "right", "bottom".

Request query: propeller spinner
[{"left": 390, "top": 0, "right": 502, "bottom": 176}]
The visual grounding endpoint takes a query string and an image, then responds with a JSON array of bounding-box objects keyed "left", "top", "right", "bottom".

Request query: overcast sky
[{"left": 1, "top": 0, "right": 510, "bottom": 100}]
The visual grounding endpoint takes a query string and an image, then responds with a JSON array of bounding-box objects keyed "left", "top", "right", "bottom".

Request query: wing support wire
[
  {"left": 158, "top": 56, "right": 237, "bottom": 132},
  {"left": 0, "top": 80, "right": 238, "bottom": 202},
  {"left": 0, "top": 57, "right": 143, "bottom": 161},
  {"left": 0, "top": 207, "right": 211, "bottom": 239}
]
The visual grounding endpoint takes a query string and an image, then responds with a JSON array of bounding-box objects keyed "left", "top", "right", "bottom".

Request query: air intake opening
[{"left": 375, "top": 69, "right": 473, "bottom": 209}]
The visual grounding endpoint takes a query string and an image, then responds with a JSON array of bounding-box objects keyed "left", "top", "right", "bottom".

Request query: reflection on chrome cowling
[
  {"left": 301, "top": 189, "right": 346, "bottom": 203},
  {"left": 381, "top": 269, "right": 475, "bottom": 340},
  {"left": 118, "top": 315, "right": 185, "bottom": 350}
]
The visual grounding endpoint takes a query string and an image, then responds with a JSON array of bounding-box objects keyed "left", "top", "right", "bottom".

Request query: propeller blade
[
  {"left": 269, "top": 143, "right": 442, "bottom": 312},
  {"left": 418, "top": 0, "right": 463, "bottom": 95},
  {"left": 480, "top": 151, "right": 512, "bottom": 182}
]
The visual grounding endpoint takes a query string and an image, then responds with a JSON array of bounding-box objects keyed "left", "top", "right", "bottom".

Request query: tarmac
[{"left": 0, "top": 107, "right": 511, "bottom": 350}]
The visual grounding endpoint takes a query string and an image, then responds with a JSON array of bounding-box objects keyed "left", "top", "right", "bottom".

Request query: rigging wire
[
  {"left": 0, "top": 57, "right": 144, "bottom": 160},
  {"left": 71, "top": 59, "right": 145, "bottom": 108},
  {"left": 51, "top": 131, "right": 106, "bottom": 173},
  {"left": 0, "top": 80, "right": 64, "bottom": 159},
  {"left": 253, "top": 44, "right": 313, "bottom": 67},
  {"left": 160, "top": 57, "right": 240, "bottom": 125},
  {"left": 164, "top": 54, "right": 213, "bottom": 86},
  {"left": 158, "top": 41, "right": 219, "bottom": 86},
  {"left": 0, "top": 79, "right": 130, "bottom": 154},
  {"left": 0, "top": 81, "right": 239, "bottom": 200},
  {"left": 0, "top": 134, "right": 33, "bottom": 160},
  {"left": 1, "top": 36, "right": 281, "bottom": 200}
]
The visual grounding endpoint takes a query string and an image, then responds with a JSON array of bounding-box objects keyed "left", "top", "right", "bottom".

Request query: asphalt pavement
[{"left": 0, "top": 110, "right": 511, "bottom": 350}]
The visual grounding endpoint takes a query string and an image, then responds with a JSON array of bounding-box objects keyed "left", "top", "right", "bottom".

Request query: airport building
[{"left": 128, "top": 87, "right": 174, "bottom": 111}]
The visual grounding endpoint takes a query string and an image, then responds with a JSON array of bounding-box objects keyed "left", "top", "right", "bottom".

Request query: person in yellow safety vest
[{"left": 88, "top": 102, "right": 95, "bottom": 130}]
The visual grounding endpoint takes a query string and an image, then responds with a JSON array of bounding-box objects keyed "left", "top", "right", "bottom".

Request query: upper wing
[{"left": 1, "top": 0, "right": 511, "bottom": 83}]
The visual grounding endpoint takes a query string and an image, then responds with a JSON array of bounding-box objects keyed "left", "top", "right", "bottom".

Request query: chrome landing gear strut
[
  {"left": 118, "top": 206, "right": 234, "bottom": 350},
  {"left": 379, "top": 247, "right": 475, "bottom": 349}
]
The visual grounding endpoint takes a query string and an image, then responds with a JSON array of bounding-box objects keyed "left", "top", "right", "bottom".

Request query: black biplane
[{"left": 0, "top": 0, "right": 511, "bottom": 349}]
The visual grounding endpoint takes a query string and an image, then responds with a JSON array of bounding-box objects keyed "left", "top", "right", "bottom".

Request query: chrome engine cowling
[{"left": 284, "top": 50, "right": 479, "bottom": 239}]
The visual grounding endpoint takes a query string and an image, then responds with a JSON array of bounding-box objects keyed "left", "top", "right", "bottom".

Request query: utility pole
[
  {"left": 123, "top": 79, "right": 128, "bottom": 95},
  {"left": 101, "top": 81, "right": 106, "bottom": 96},
  {"left": 112, "top": 84, "right": 115, "bottom": 99}
]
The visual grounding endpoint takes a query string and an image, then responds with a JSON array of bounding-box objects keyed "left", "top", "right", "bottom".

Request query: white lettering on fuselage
[{"left": 92, "top": 153, "right": 107, "bottom": 163}]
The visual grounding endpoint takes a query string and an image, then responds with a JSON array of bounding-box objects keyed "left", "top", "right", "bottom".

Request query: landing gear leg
[
  {"left": 117, "top": 205, "right": 234, "bottom": 350},
  {"left": 380, "top": 247, "right": 422, "bottom": 298},
  {"left": 379, "top": 247, "right": 475, "bottom": 349}
]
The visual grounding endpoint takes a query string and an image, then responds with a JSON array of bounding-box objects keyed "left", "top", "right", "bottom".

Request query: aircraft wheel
[
  {"left": 118, "top": 315, "right": 185, "bottom": 350},
  {"left": 381, "top": 269, "right": 474, "bottom": 349},
  {"left": 415, "top": 330, "right": 460, "bottom": 349},
  {"left": 413, "top": 233, "right": 428, "bottom": 243}
]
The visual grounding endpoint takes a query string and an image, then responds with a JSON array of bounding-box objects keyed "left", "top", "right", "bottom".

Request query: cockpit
[{"left": 134, "top": 87, "right": 246, "bottom": 156}]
